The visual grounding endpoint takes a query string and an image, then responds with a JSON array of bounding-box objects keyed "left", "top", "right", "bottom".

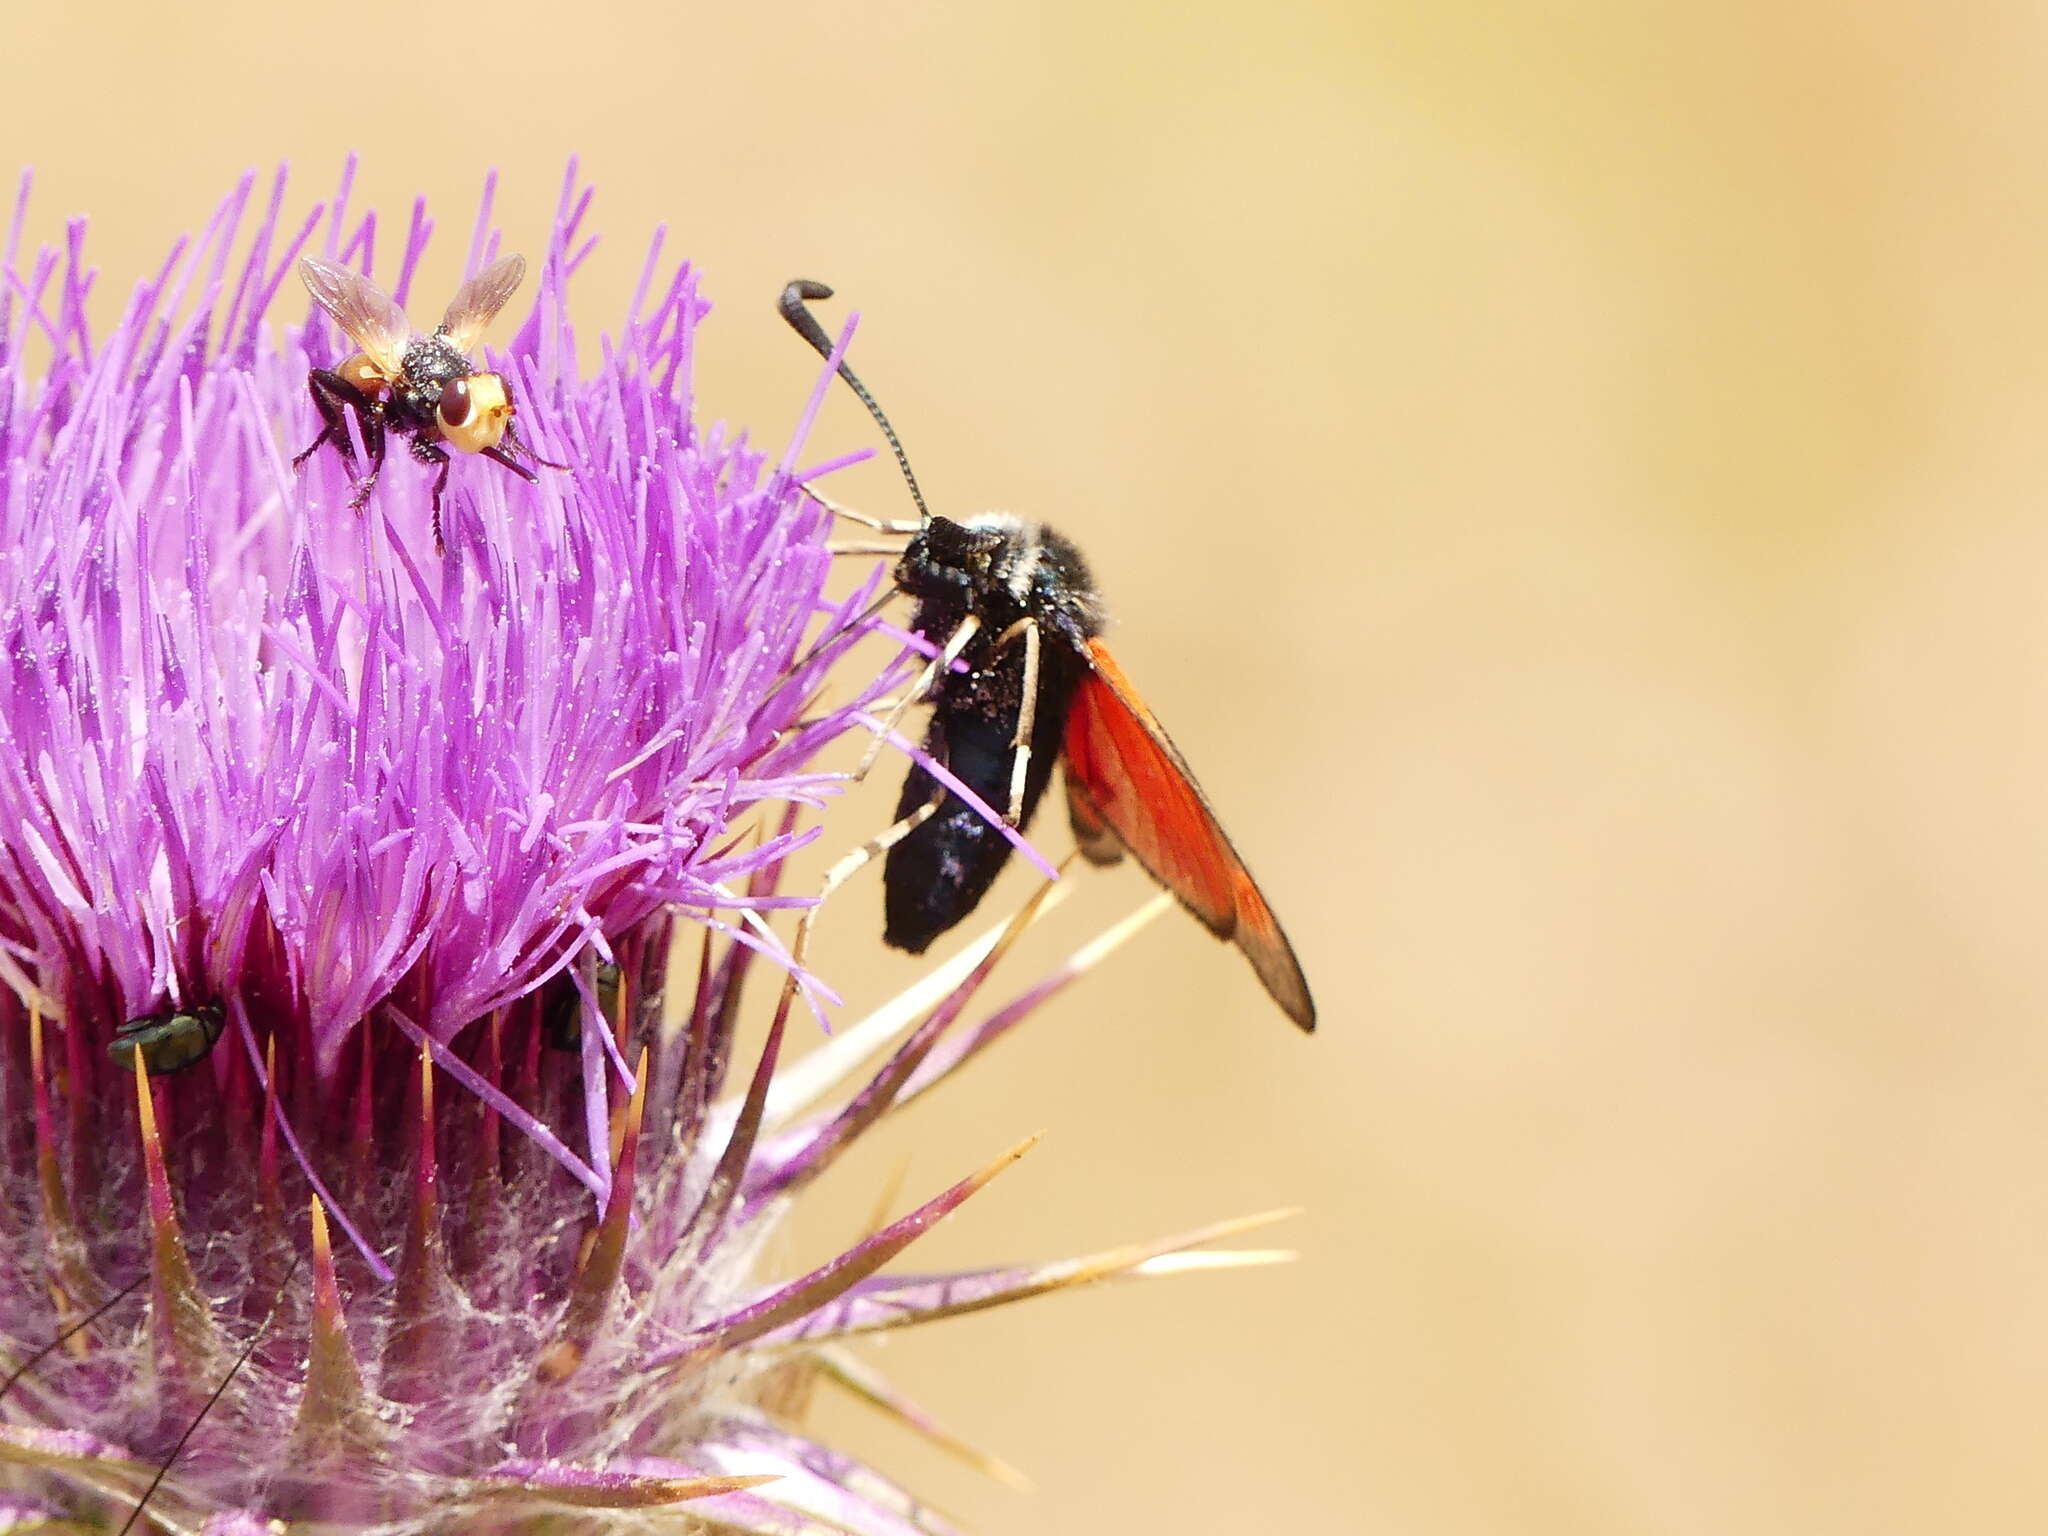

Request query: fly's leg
[
  {"left": 295, "top": 369, "right": 387, "bottom": 513},
  {"left": 347, "top": 404, "right": 389, "bottom": 511},
  {"left": 496, "top": 416, "right": 566, "bottom": 473},
  {"left": 292, "top": 370, "right": 355, "bottom": 470},
  {"left": 411, "top": 438, "right": 451, "bottom": 552}
]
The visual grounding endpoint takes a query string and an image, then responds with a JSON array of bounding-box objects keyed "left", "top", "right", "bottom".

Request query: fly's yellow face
[{"left": 436, "top": 372, "right": 515, "bottom": 454}]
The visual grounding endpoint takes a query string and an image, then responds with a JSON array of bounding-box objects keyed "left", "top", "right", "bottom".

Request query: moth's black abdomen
[
  {"left": 883, "top": 655, "right": 1082, "bottom": 953},
  {"left": 883, "top": 748, "right": 1012, "bottom": 954}
]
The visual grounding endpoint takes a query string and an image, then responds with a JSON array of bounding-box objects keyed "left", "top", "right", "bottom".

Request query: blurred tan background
[{"left": 8, "top": 1, "right": 2048, "bottom": 1530}]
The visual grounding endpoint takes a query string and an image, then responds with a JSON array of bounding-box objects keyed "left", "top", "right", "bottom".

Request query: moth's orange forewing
[{"left": 1064, "top": 639, "right": 1315, "bottom": 1031}]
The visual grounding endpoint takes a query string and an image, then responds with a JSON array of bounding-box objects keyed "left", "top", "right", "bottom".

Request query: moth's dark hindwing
[{"left": 881, "top": 515, "right": 1102, "bottom": 954}]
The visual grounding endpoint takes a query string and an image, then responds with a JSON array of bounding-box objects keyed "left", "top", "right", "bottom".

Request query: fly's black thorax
[{"left": 391, "top": 333, "right": 473, "bottom": 433}]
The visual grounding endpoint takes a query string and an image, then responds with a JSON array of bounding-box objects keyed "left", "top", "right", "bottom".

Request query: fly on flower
[
  {"left": 107, "top": 1004, "right": 225, "bottom": 1074},
  {"left": 294, "top": 252, "right": 559, "bottom": 549},
  {"left": 780, "top": 280, "right": 1317, "bottom": 1032}
]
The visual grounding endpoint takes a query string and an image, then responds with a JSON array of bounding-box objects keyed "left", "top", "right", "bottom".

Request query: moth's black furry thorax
[{"left": 894, "top": 514, "right": 1106, "bottom": 653}]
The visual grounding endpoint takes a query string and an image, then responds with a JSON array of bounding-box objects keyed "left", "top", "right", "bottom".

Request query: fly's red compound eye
[
  {"left": 438, "top": 377, "right": 473, "bottom": 430},
  {"left": 438, "top": 373, "right": 515, "bottom": 453}
]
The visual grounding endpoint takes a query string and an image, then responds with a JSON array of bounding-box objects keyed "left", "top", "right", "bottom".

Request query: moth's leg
[{"left": 853, "top": 612, "right": 982, "bottom": 782}]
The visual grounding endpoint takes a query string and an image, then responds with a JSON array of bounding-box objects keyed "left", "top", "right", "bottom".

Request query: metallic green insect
[
  {"left": 543, "top": 962, "right": 622, "bottom": 1052},
  {"left": 108, "top": 1005, "right": 225, "bottom": 1075}
]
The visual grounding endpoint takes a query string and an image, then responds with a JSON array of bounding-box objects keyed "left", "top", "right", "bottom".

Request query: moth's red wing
[{"left": 1063, "top": 639, "right": 1316, "bottom": 1031}]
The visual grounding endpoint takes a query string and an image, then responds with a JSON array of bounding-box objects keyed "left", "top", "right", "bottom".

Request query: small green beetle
[
  {"left": 543, "top": 962, "right": 622, "bottom": 1052},
  {"left": 108, "top": 1004, "right": 225, "bottom": 1075}
]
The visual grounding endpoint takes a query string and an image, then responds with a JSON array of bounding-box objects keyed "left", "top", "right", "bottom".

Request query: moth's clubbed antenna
[{"left": 779, "top": 278, "right": 932, "bottom": 524}]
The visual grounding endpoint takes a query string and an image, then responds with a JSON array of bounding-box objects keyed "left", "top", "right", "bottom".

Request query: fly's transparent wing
[
  {"left": 298, "top": 255, "right": 413, "bottom": 376},
  {"left": 439, "top": 253, "right": 528, "bottom": 354}
]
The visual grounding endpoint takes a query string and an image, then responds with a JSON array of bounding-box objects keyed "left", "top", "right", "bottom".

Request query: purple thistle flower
[{"left": 0, "top": 165, "right": 1288, "bottom": 1534}]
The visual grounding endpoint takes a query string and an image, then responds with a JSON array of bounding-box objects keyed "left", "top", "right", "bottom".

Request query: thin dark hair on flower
[
  {"left": 0, "top": 1275, "right": 147, "bottom": 1410},
  {"left": 114, "top": 1257, "right": 302, "bottom": 1536}
]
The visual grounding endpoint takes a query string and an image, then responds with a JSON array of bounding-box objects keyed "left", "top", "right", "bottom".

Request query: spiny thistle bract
[{"left": 0, "top": 164, "right": 1287, "bottom": 1534}]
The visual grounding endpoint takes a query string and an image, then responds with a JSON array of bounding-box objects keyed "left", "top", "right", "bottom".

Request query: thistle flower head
[{"left": 0, "top": 165, "right": 1286, "bottom": 1535}]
